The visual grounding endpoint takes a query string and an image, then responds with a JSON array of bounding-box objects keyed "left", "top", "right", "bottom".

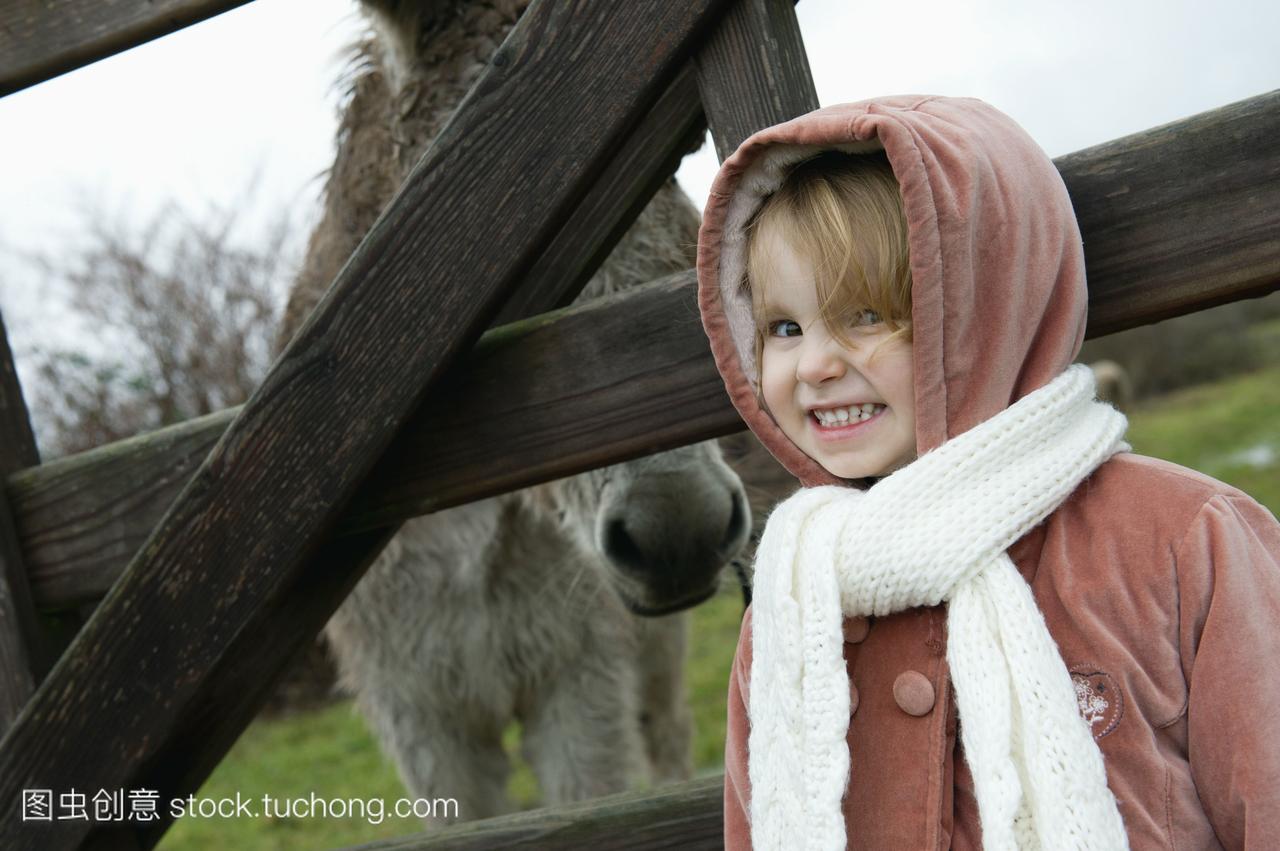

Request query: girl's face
[{"left": 757, "top": 232, "right": 917, "bottom": 480}]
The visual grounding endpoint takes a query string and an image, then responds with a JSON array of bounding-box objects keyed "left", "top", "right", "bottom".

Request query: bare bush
[{"left": 19, "top": 193, "right": 295, "bottom": 458}]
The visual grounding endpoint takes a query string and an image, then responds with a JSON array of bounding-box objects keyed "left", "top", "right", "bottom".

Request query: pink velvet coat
[{"left": 695, "top": 96, "right": 1280, "bottom": 849}]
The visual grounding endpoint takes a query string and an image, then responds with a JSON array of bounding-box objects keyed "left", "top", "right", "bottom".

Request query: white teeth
[{"left": 813, "top": 404, "right": 884, "bottom": 426}]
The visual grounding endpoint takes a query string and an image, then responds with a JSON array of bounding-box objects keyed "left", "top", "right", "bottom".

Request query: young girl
[{"left": 696, "top": 96, "right": 1280, "bottom": 850}]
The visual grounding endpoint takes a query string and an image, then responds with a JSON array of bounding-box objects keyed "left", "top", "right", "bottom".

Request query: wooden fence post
[{"left": 695, "top": 0, "right": 820, "bottom": 159}]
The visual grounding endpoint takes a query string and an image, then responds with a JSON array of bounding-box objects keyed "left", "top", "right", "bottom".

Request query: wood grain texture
[
  {"left": 334, "top": 774, "right": 723, "bottom": 851},
  {"left": 491, "top": 64, "right": 707, "bottom": 325},
  {"left": 0, "top": 0, "right": 734, "bottom": 846},
  {"left": 10, "top": 87, "right": 1280, "bottom": 610},
  {"left": 12, "top": 408, "right": 228, "bottom": 609},
  {"left": 0, "top": 0, "right": 252, "bottom": 97},
  {"left": 345, "top": 272, "right": 730, "bottom": 530},
  {"left": 1061, "top": 89, "right": 1280, "bottom": 335},
  {"left": 694, "top": 0, "right": 819, "bottom": 161}
]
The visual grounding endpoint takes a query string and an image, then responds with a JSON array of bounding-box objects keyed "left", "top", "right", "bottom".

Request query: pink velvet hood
[{"left": 697, "top": 95, "right": 1087, "bottom": 484}]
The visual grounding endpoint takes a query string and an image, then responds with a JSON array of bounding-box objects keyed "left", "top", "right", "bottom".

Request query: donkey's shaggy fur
[{"left": 278, "top": 0, "right": 751, "bottom": 822}]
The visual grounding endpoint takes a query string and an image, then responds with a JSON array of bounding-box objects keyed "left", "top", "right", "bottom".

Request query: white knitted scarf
[{"left": 748, "top": 365, "right": 1131, "bottom": 850}]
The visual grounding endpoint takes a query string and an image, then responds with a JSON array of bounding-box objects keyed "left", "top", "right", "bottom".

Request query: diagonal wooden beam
[
  {"left": 9, "top": 88, "right": 1280, "bottom": 614},
  {"left": 0, "top": 0, "right": 736, "bottom": 846},
  {"left": 490, "top": 63, "right": 707, "bottom": 326},
  {"left": 0, "top": 0, "right": 253, "bottom": 98},
  {"left": 329, "top": 9, "right": 807, "bottom": 851}
]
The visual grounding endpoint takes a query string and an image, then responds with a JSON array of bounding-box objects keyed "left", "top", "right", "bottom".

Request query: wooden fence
[{"left": 0, "top": 0, "right": 1276, "bottom": 848}]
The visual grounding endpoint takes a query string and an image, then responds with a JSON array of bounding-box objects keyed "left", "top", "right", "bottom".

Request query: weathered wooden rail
[
  {"left": 0, "top": 0, "right": 1276, "bottom": 848},
  {"left": 0, "top": 0, "right": 253, "bottom": 97},
  {"left": 336, "top": 775, "right": 725, "bottom": 851}
]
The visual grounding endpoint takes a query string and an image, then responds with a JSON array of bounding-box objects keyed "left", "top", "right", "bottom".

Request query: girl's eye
[
  {"left": 850, "top": 309, "right": 883, "bottom": 327},
  {"left": 768, "top": 320, "right": 802, "bottom": 338}
]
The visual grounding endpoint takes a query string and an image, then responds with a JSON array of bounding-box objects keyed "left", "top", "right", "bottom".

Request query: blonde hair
[{"left": 744, "top": 150, "right": 913, "bottom": 375}]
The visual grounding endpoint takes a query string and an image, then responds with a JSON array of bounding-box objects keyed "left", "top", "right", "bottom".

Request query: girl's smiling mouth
[{"left": 808, "top": 403, "right": 887, "bottom": 440}]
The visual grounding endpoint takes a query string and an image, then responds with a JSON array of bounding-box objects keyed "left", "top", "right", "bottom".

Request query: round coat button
[
  {"left": 842, "top": 616, "right": 870, "bottom": 644},
  {"left": 849, "top": 682, "right": 860, "bottom": 717},
  {"left": 893, "top": 670, "right": 936, "bottom": 716}
]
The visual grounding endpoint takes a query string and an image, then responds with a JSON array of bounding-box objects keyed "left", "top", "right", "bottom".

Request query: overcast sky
[{"left": 1, "top": 0, "right": 1277, "bottom": 351}]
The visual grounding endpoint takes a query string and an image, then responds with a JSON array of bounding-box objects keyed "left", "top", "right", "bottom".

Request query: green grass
[
  {"left": 158, "top": 701, "right": 420, "bottom": 849},
  {"left": 158, "top": 360, "right": 1277, "bottom": 849},
  {"left": 1124, "top": 363, "right": 1280, "bottom": 516},
  {"left": 686, "top": 587, "right": 750, "bottom": 772},
  {"left": 157, "top": 590, "right": 748, "bottom": 851}
]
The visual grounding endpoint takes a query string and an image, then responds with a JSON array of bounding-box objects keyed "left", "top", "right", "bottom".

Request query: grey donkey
[{"left": 276, "top": 0, "right": 753, "bottom": 823}]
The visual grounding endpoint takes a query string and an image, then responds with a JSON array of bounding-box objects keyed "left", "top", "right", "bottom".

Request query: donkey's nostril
[
  {"left": 605, "top": 517, "right": 645, "bottom": 570},
  {"left": 722, "top": 491, "right": 748, "bottom": 554}
]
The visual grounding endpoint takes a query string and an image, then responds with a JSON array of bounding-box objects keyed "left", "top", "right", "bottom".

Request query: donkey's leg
[
  {"left": 357, "top": 691, "right": 512, "bottom": 825},
  {"left": 634, "top": 611, "right": 694, "bottom": 783},
  {"left": 519, "top": 651, "right": 646, "bottom": 805}
]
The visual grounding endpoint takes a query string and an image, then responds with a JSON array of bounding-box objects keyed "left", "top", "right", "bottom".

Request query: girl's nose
[{"left": 796, "top": 331, "right": 847, "bottom": 385}]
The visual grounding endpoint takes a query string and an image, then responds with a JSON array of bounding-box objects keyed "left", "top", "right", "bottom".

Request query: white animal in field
[{"left": 277, "top": 0, "right": 751, "bottom": 822}]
